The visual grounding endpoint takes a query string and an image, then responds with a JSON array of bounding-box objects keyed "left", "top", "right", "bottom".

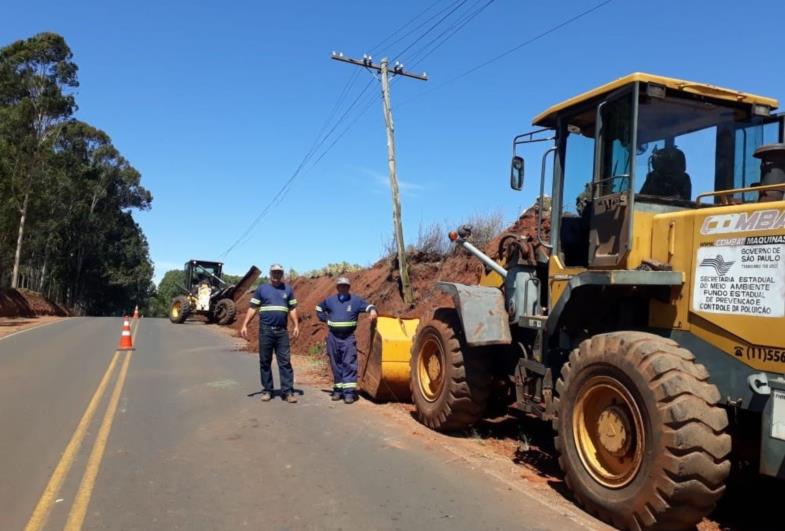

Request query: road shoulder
[{"left": 0, "top": 316, "right": 68, "bottom": 340}]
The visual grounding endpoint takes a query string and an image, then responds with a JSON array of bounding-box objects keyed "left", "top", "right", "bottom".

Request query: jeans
[{"left": 259, "top": 326, "right": 294, "bottom": 395}]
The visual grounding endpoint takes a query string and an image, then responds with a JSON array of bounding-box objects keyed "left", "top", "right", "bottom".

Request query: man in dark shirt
[
  {"left": 315, "top": 277, "right": 377, "bottom": 404},
  {"left": 241, "top": 264, "right": 300, "bottom": 403}
]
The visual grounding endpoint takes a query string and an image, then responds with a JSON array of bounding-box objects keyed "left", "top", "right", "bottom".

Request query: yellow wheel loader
[{"left": 404, "top": 73, "right": 785, "bottom": 530}]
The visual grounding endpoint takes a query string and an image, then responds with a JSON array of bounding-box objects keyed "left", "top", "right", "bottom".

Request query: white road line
[{"left": 0, "top": 318, "right": 70, "bottom": 343}]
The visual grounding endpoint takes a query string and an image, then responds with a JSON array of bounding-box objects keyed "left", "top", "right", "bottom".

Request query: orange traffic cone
[
  {"left": 118, "top": 317, "right": 135, "bottom": 350},
  {"left": 132, "top": 305, "right": 140, "bottom": 319}
]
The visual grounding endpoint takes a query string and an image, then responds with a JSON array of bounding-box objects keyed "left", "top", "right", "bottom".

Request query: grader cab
[{"left": 400, "top": 73, "right": 785, "bottom": 530}]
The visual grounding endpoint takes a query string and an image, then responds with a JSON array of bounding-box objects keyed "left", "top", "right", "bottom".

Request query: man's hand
[
  {"left": 289, "top": 308, "right": 300, "bottom": 339},
  {"left": 369, "top": 310, "right": 378, "bottom": 322},
  {"left": 240, "top": 308, "right": 256, "bottom": 341}
]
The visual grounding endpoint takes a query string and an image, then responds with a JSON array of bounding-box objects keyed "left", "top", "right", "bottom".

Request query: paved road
[{"left": 0, "top": 317, "right": 603, "bottom": 531}]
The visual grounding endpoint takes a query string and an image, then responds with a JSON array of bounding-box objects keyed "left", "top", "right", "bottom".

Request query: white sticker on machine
[
  {"left": 693, "top": 236, "right": 785, "bottom": 318},
  {"left": 772, "top": 390, "right": 785, "bottom": 441}
]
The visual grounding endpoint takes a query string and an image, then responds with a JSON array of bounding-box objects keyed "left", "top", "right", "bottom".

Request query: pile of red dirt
[
  {"left": 231, "top": 206, "right": 548, "bottom": 362},
  {"left": 0, "top": 288, "right": 70, "bottom": 318}
]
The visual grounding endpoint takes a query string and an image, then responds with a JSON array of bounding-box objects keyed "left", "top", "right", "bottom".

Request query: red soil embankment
[
  {"left": 0, "top": 288, "right": 69, "bottom": 318},
  {"left": 231, "top": 207, "right": 546, "bottom": 361}
]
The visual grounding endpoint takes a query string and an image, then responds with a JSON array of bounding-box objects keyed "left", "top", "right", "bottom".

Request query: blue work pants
[
  {"left": 259, "top": 325, "right": 294, "bottom": 396},
  {"left": 326, "top": 331, "right": 358, "bottom": 397}
]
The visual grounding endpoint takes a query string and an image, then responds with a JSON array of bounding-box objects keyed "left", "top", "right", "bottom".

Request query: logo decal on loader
[
  {"left": 699, "top": 255, "right": 735, "bottom": 276},
  {"left": 700, "top": 209, "right": 785, "bottom": 235}
]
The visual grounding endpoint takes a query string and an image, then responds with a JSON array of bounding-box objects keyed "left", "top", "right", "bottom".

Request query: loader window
[
  {"left": 635, "top": 92, "right": 780, "bottom": 205},
  {"left": 560, "top": 128, "right": 594, "bottom": 266},
  {"left": 597, "top": 95, "right": 633, "bottom": 196},
  {"left": 732, "top": 121, "right": 779, "bottom": 201},
  {"left": 563, "top": 130, "right": 594, "bottom": 216}
]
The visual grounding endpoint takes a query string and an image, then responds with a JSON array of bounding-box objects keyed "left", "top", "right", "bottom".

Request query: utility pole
[{"left": 331, "top": 52, "right": 427, "bottom": 304}]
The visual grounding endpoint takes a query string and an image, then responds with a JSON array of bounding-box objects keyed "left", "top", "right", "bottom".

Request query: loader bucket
[{"left": 359, "top": 316, "right": 419, "bottom": 402}]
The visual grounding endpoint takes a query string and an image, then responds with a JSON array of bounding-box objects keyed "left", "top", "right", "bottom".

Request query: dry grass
[{"left": 382, "top": 211, "right": 506, "bottom": 264}]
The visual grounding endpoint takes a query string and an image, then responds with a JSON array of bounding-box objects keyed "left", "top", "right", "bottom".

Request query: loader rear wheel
[
  {"left": 410, "top": 310, "right": 490, "bottom": 431},
  {"left": 169, "top": 296, "right": 190, "bottom": 324},
  {"left": 214, "top": 298, "right": 236, "bottom": 325},
  {"left": 554, "top": 332, "right": 731, "bottom": 530}
]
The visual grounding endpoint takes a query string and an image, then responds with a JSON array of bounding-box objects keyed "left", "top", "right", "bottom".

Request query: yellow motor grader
[
  {"left": 169, "top": 260, "right": 260, "bottom": 325},
  {"left": 369, "top": 73, "right": 785, "bottom": 530}
]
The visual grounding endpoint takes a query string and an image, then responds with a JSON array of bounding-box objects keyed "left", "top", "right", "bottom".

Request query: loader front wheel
[
  {"left": 554, "top": 332, "right": 730, "bottom": 530},
  {"left": 410, "top": 310, "right": 490, "bottom": 431},
  {"left": 169, "top": 296, "right": 190, "bottom": 324},
  {"left": 213, "top": 298, "right": 236, "bottom": 325}
]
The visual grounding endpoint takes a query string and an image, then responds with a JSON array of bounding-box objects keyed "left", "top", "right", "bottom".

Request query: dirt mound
[
  {"left": 0, "top": 288, "right": 70, "bottom": 318},
  {"left": 231, "top": 206, "right": 548, "bottom": 362},
  {"left": 232, "top": 253, "right": 480, "bottom": 357}
]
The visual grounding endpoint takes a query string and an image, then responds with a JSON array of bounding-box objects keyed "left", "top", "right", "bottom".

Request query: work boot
[
  {"left": 331, "top": 389, "right": 343, "bottom": 401},
  {"left": 284, "top": 394, "right": 298, "bottom": 404},
  {"left": 260, "top": 391, "right": 272, "bottom": 402},
  {"left": 343, "top": 394, "right": 357, "bottom": 405}
]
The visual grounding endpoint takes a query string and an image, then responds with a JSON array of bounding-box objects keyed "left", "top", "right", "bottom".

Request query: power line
[
  {"left": 452, "top": 0, "right": 612, "bottom": 83},
  {"left": 312, "top": 68, "right": 361, "bottom": 151},
  {"left": 392, "top": 0, "right": 470, "bottom": 61},
  {"left": 406, "top": 0, "right": 497, "bottom": 69},
  {"left": 219, "top": 4, "right": 454, "bottom": 258},
  {"left": 219, "top": 77, "right": 377, "bottom": 258},
  {"left": 221, "top": 2, "right": 613, "bottom": 259},
  {"left": 405, "top": 0, "right": 612, "bottom": 103},
  {"left": 368, "top": 0, "right": 450, "bottom": 55},
  {"left": 380, "top": 0, "right": 464, "bottom": 57}
]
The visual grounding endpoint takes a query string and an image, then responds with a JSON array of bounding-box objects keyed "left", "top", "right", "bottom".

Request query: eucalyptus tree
[{"left": 0, "top": 32, "right": 77, "bottom": 288}]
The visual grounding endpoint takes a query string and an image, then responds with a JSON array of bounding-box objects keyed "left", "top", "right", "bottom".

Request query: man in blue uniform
[
  {"left": 315, "top": 277, "right": 377, "bottom": 404},
  {"left": 241, "top": 264, "right": 300, "bottom": 403}
]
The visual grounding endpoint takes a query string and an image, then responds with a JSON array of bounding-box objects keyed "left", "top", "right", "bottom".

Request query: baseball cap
[
  {"left": 336, "top": 276, "right": 351, "bottom": 286},
  {"left": 270, "top": 263, "right": 284, "bottom": 272}
]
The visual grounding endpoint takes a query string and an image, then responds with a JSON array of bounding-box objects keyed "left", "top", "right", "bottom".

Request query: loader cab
[
  {"left": 511, "top": 73, "right": 784, "bottom": 269},
  {"left": 184, "top": 259, "right": 224, "bottom": 293}
]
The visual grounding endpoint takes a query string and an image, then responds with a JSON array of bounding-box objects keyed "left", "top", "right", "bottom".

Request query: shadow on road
[
  {"left": 406, "top": 411, "right": 785, "bottom": 531},
  {"left": 705, "top": 471, "right": 785, "bottom": 530},
  {"left": 246, "top": 388, "right": 306, "bottom": 398}
]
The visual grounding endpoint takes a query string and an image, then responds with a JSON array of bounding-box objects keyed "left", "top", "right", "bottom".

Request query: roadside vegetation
[
  {"left": 0, "top": 32, "right": 154, "bottom": 316},
  {"left": 384, "top": 211, "right": 506, "bottom": 263}
]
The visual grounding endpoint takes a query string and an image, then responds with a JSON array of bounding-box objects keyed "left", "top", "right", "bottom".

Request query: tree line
[{"left": 0, "top": 32, "right": 155, "bottom": 315}]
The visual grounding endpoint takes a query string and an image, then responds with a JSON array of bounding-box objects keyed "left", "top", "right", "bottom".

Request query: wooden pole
[
  {"left": 330, "top": 52, "right": 427, "bottom": 304},
  {"left": 380, "top": 58, "right": 413, "bottom": 304}
]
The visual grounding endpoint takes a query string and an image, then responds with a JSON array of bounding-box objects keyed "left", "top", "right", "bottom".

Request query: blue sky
[{"left": 3, "top": 0, "right": 784, "bottom": 282}]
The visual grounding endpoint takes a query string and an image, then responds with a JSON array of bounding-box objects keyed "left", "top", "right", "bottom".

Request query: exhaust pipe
[{"left": 449, "top": 225, "right": 508, "bottom": 278}]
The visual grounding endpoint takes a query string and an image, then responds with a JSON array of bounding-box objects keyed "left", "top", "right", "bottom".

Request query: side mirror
[{"left": 510, "top": 156, "right": 524, "bottom": 190}]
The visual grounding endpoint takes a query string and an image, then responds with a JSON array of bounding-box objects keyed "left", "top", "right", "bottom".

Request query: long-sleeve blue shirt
[
  {"left": 315, "top": 293, "right": 375, "bottom": 336},
  {"left": 249, "top": 283, "right": 297, "bottom": 328}
]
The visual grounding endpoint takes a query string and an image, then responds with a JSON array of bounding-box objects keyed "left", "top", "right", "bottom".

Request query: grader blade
[{"left": 228, "top": 265, "right": 261, "bottom": 302}]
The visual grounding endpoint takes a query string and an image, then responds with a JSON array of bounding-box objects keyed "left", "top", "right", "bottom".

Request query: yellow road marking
[
  {"left": 23, "top": 351, "right": 121, "bottom": 531},
  {"left": 64, "top": 349, "right": 133, "bottom": 531},
  {"left": 64, "top": 319, "right": 140, "bottom": 531}
]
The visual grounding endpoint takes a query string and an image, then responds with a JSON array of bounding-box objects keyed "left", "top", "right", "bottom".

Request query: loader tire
[
  {"left": 169, "top": 296, "right": 190, "bottom": 324},
  {"left": 553, "top": 332, "right": 730, "bottom": 531},
  {"left": 409, "top": 309, "right": 491, "bottom": 432},
  {"left": 214, "top": 298, "right": 236, "bottom": 326}
]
